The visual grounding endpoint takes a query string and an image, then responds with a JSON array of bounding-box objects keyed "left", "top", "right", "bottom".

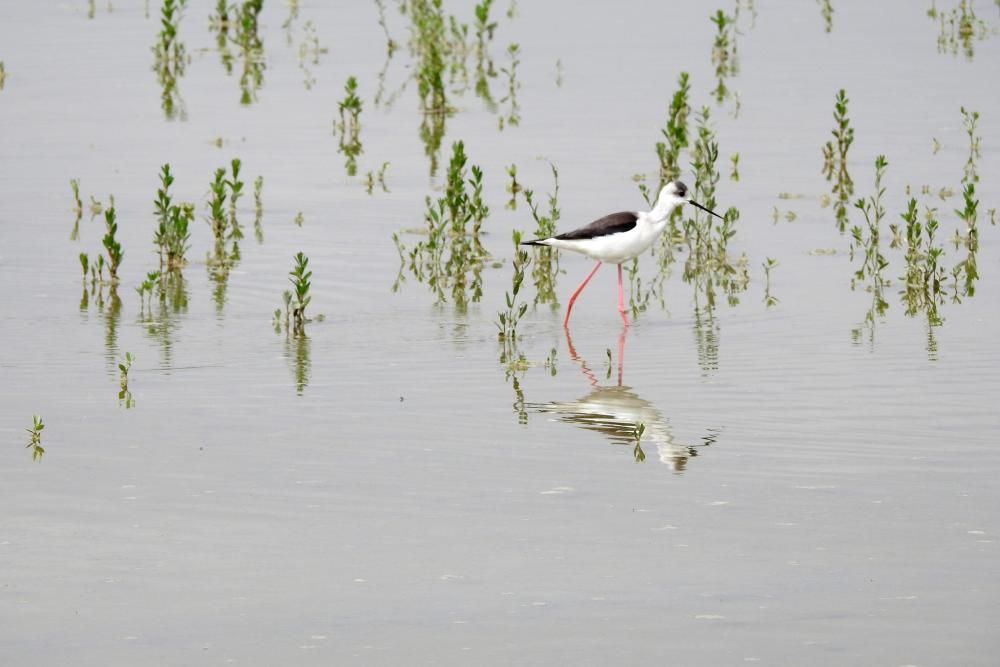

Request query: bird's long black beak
[{"left": 688, "top": 198, "right": 724, "bottom": 220}]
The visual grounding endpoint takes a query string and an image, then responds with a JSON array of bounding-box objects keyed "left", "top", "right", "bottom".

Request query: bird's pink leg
[
  {"left": 563, "top": 261, "right": 602, "bottom": 327},
  {"left": 617, "top": 264, "right": 630, "bottom": 326}
]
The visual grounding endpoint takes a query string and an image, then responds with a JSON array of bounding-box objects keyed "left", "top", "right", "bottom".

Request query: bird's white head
[{"left": 653, "top": 180, "right": 724, "bottom": 220}]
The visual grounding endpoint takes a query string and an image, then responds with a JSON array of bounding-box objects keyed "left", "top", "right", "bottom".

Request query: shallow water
[{"left": 1, "top": 1, "right": 999, "bottom": 664}]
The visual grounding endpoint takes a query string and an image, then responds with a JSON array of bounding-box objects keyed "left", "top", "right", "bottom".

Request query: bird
[{"left": 522, "top": 180, "right": 723, "bottom": 326}]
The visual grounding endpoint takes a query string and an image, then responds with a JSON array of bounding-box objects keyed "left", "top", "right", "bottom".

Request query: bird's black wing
[{"left": 554, "top": 211, "right": 638, "bottom": 241}]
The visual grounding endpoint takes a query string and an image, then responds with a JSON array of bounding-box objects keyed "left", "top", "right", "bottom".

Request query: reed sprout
[{"left": 25, "top": 415, "right": 45, "bottom": 462}]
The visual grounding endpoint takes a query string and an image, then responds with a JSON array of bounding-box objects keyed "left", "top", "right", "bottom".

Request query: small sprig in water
[
  {"left": 822, "top": 89, "right": 855, "bottom": 231},
  {"left": 335, "top": 76, "right": 364, "bottom": 176},
  {"left": 25, "top": 415, "right": 45, "bottom": 462}
]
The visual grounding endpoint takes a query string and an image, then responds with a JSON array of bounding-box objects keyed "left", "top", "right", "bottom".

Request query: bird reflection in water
[{"left": 527, "top": 326, "right": 717, "bottom": 471}]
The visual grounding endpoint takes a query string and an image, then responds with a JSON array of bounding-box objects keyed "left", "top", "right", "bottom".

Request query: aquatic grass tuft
[
  {"left": 277, "top": 252, "right": 312, "bottom": 335},
  {"left": 152, "top": 0, "right": 188, "bottom": 120},
  {"left": 961, "top": 106, "right": 980, "bottom": 184},
  {"left": 25, "top": 415, "right": 45, "bottom": 462},
  {"left": 497, "top": 230, "right": 531, "bottom": 362},
  {"left": 153, "top": 164, "right": 193, "bottom": 270},
  {"left": 523, "top": 164, "right": 561, "bottom": 307},
  {"left": 393, "top": 141, "right": 490, "bottom": 308},
  {"left": 822, "top": 89, "right": 855, "bottom": 231},
  {"left": 849, "top": 155, "right": 890, "bottom": 342},
  {"left": 102, "top": 202, "right": 123, "bottom": 284},
  {"left": 118, "top": 352, "right": 135, "bottom": 408},
  {"left": 335, "top": 76, "right": 364, "bottom": 176}
]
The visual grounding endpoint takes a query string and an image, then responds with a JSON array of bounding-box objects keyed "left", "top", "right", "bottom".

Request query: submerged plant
[
  {"left": 70, "top": 178, "right": 83, "bottom": 240},
  {"left": 393, "top": 141, "right": 490, "bottom": 308},
  {"left": 118, "top": 351, "right": 135, "bottom": 409},
  {"left": 335, "top": 76, "right": 364, "bottom": 176},
  {"left": 102, "top": 203, "right": 123, "bottom": 284},
  {"left": 152, "top": 0, "right": 188, "bottom": 120},
  {"left": 961, "top": 106, "right": 980, "bottom": 184},
  {"left": 762, "top": 257, "right": 779, "bottom": 307},
  {"left": 497, "top": 43, "right": 521, "bottom": 130},
  {"left": 523, "top": 164, "right": 561, "bottom": 307},
  {"left": 279, "top": 252, "right": 312, "bottom": 335},
  {"left": 364, "top": 162, "right": 391, "bottom": 195},
  {"left": 153, "top": 164, "right": 193, "bottom": 269},
  {"left": 253, "top": 175, "right": 264, "bottom": 242},
  {"left": 931, "top": 0, "right": 991, "bottom": 59},
  {"left": 850, "top": 155, "right": 891, "bottom": 340},
  {"left": 25, "top": 415, "right": 45, "bottom": 462},
  {"left": 710, "top": 9, "right": 738, "bottom": 103},
  {"left": 497, "top": 230, "right": 531, "bottom": 362},
  {"left": 822, "top": 89, "right": 855, "bottom": 231}
]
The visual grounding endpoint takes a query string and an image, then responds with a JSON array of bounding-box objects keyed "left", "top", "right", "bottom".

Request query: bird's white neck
[{"left": 648, "top": 192, "right": 681, "bottom": 224}]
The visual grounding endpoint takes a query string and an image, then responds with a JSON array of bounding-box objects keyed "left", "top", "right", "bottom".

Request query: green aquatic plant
[
  {"left": 393, "top": 141, "right": 490, "bottom": 308},
  {"left": 335, "top": 76, "right": 364, "bottom": 176},
  {"left": 25, "top": 415, "right": 45, "bottom": 462},
  {"left": 633, "top": 422, "right": 646, "bottom": 463},
  {"left": 253, "top": 175, "right": 264, "bottom": 242},
  {"left": 952, "top": 181, "right": 979, "bottom": 298},
  {"left": 0, "top": 61, "right": 6, "bottom": 90},
  {"left": 897, "top": 198, "right": 946, "bottom": 320},
  {"left": 136, "top": 270, "right": 161, "bottom": 309},
  {"left": 152, "top": 0, "right": 188, "bottom": 120},
  {"left": 227, "top": 158, "right": 245, "bottom": 239},
  {"left": 655, "top": 71, "right": 691, "bottom": 196},
  {"left": 210, "top": 0, "right": 266, "bottom": 104},
  {"left": 729, "top": 152, "right": 740, "bottom": 181},
  {"left": 207, "top": 167, "right": 228, "bottom": 247},
  {"left": 850, "top": 155, "right": 890, "bottom": 340},
  {"left": 281, "top": 252, "right": 312, "bottom": 335},
  {"left": 102, "top": 203, "right": 123, "bottom": 284},
  {"left": 70, "top": 178, "right": 83, "bottom": 241},
  {"left": 118, "top": 351, "right": 135, "bottom": 409},
  {"left": 710, "top": 9, "right": 738, "bottom": 103},
  {"left": 684, "top": 106, "right": 748, "bottom": 308},
  {"left": 818, "top": 0, "right": 833, "bottom": 32},
  {"left": 497, "top": 43, "right": 521, "bottom": 130},
  {"left": 931, "top": 0, "right": 991, "bottom": 59},
  {"left": 497, "top": 230, "right": 531, "bottom": 361},
  {"left": 505, "top": 163, "right": 522, "bottom": 209},
  {"left": 524, "top": 164, "right": 562, "bottom": 307},
  {"left": 364, "top": 162, "right": 391, "bottom": 195},
  {"left": 762, "top": 257, "right": 779, "bottom": 307},
  {"left": 79, "top": 253, "right": 90, "bottom": 281},
  {"left": 153, "top": 164, "right": 193, "bottom": 270},
  {"left": 822, "top": 89, "right": 855, "bottom": 231},
  {"left": 296, "top": 20, "right": 327, "bottom": 90},
  {"left": 961, "top": 106, "right": 980, "bottom": 184}
]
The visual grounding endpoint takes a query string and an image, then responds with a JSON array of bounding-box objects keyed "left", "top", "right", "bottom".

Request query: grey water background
[{"left": 1, "top": 1, "right": 999, "bottom": 664}]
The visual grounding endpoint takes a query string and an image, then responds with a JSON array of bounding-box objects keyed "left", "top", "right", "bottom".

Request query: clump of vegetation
[
  {"left": 651, "top": 71, "right": 691, "bottom": 199},
  {"left": 929, "top": 0, "right": 991, "bottom": 60},
  {"left": 70, "top": 178, "right": 83, "bottom": 240},
  {"left": 25, "top": 415, "right": 45, "bottom": 462},
  {"left": 153, "top": 0, "right": 188, "bottom": 119},
  {"left": 762, "top": 257, "right": 779, "bottom": 307},
  {"left": 710, "top": 9, "right": 738, "bottom": 103},
  {"left": 822, "top": 89, "right": 855, "bottom": 231},
  {"left": 497, "top": 230, "right": 531, "bottom": 363},
  {"left": 118, "top": 352, "right": 135, "bottom": 409},
  {"left": 849, "top": 155, "right": 890, "bottom": 343},
  {"left": 364, "top": 162, "right": 391, "bottom": 195},
  {"left": 253, "top": 175, "right": 264, "bottom": 242},
  {"left": 497, "top": 43, "right": 520, "bottom": 130},
  {"left": 393, "top": 141, "right": 490, "bottom": 308},
  {"left": 275, "top": 252, "right": 312, "bottom": 335},
  {"left": 153, "top": 164, "right": 193, "bottom": 270},
  {"left": 335, "top": 76, "right": 363, "bottom": 176},
  {"left": 896, "top": 198, "right": 946, "bottom": 321},
  {"left": 523, "top": 164, "right": 561, "bottom": 307},
  {"left": 961, "top": 106, "right": 980, "bottom": 184},
  {"left": 136, "top": 270, "right": 161, "bottom": 309},
  {"left": 102, "top": 202, "right": 124, "bottom": 284}
]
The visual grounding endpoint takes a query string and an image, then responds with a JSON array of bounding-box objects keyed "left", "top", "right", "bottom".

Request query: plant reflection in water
[{"left": 527, "top": 326, "right": 720, "bottom": 471}]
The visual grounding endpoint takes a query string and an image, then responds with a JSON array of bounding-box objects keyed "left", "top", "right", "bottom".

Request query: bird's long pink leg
[
  {"left": 617, "top": 264, "right": 630, "bottom": 326},
  {"left": 563, "top": 261, "right": 602, "bottom": 327}
]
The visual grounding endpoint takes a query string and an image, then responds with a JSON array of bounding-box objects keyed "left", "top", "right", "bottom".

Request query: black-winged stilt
[{"left": 522, "top": 180, "right": 723, "bottom": 326}]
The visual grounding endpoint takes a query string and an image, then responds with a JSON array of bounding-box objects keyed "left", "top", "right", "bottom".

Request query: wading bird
[{"left": 522, "top": 181, "right": 723, "bottom": 326}]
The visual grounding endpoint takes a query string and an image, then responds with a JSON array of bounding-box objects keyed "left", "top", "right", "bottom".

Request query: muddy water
[{"left": 1, "top": 1, "right": 999, "bottom": 665}]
